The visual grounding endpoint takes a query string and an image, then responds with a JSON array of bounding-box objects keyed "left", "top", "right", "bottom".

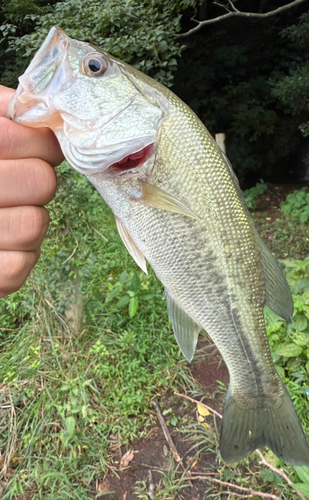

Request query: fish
[{"left": 6, "top": 26, "right": 309, "bottom": 465}]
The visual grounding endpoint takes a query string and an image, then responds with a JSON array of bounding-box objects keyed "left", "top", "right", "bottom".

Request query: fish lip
[{"left": 5, "top": 26, "right": 72, "bottom": 123}]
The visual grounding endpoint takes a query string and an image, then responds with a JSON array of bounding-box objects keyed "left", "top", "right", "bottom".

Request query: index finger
[
  {"left": 0, "top": 85, "right": 14, "bottom": 116},
  {"left": 0, "top": 85, "right": 64, "bottom": 167}
]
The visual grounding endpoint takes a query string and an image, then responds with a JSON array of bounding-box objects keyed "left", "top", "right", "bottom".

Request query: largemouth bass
[{"left": 6, "top": 27, "right": 309, "bottom": 465}]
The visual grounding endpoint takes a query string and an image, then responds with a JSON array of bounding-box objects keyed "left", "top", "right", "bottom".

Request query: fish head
[{"left": 6, "top": 26, "right": 164, "bottom": 175}]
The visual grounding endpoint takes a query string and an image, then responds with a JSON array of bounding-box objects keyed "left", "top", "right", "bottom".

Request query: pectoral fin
[
  {"left": 258, "top": 235, "right": 294, "bottom": 322},
  {"left": 115, "top": 217, "right": 148, "bottom": 274},
  {"left": 165, "top": 290, "right": 201, "bottom": 362},
  {"left": 138, "top": 181, "right": 198, "bottom": 219}
]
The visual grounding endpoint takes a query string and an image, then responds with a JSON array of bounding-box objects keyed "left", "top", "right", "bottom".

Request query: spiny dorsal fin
[
  {"left": 164, "top": 289, "right": 201, "bottom": 362},
  {"left": 137, "top": 181, "right": 199, "bottom": 219},
  {"left": 258, "top": 235, "right": 293, "bottom": 322},
  {"left": 115, "top": 217, "right": 148, "bottom": 274}
]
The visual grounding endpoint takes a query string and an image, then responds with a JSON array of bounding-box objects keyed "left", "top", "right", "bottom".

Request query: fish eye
[{"left": 82, "top": 53, "right": 107, "bottom": 77}]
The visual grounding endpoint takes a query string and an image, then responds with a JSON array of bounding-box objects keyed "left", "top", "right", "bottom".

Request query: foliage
[
  {"left": 293, "top": 465, "right": 309, "bottom": 497},
  {"left": 272, "top": 12, "right": 309, "bottom": 138},
  {"left": 172, "top": 2, "right": 309, "bottom": 183},
  {"left": 2, "top": 0, "right": 309, "bottom": 183},
  {"left": 0, "top": 162, "right": 191, "bottom": 498},
  {"left": 134, "top": 457, "right": 189, "bottom": 499},
  {"left": 281, "top": 187, "right": 309, "bottom": 223},
  {"left": 265, "top": 257, "right": 309, "bottom": 429},
  {"left": 0, "top": 0, "right": 199, "bottom": 88},
  {"left": 1, "top": 162, "right": 309, "bottom": 497},
  {"left": 243, "top": 180, "right": 268, "bottom": 210}
]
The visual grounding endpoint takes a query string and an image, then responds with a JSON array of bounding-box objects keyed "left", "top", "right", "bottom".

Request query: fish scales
[
  {"left": 6, "top": 26, "right": 309, "bottom": 465},
  {"left": 113, "top": 109, "right": 277, "bottom": 402}
]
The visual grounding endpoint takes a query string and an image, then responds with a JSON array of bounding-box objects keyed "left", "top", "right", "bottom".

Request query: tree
[
  {"left": 172, "top": 0, "right": 309, "bottom": 182},
  {"left": 1, "top": 0, "right": 309, "bottom": 183},
  {"left": 271, "top": 11, "right": 309, "bottom": 137},
  {"left": 0, "top": 0, "right": 198, "bottom": 88}
]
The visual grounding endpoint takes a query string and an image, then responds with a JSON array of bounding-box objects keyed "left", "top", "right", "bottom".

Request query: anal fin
[
  {"left": 115, "top": 217, "right": 148, "bottom": 274},
  {"left": 165, "top": 290, "right": 201, "bottom": 362}
]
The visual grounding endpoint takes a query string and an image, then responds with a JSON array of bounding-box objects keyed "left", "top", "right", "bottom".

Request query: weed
[
  {"left": 243, "top": 180, "right": 268, "bottom": 210},
  {"left": 281, "top": 187, "right": 309, "bottom": 223},
  {"left": 265, "top": 257, "right": 309, "bottom": 429},
  {"left": 0, "top": 163, "right": 190, "bottom": 497},
  {"left": 134, "top": 456, "right": 190, "bottom": 499},
  {"left": 0, "top": 163, "right": 309, "bottom": 499}
]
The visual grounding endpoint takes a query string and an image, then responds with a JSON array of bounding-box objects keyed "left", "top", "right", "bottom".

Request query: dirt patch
[
  {"left": 252, "top": 184, "right": 298, "bottom": 223},
  {"left": 252, "top": 183, "right": 309, "bottom": 260},
  {"left": 90, "top": 338, "right": 228, "bottom": 500},
  {"left": 192, "top": 343, "right": 229, "bottom": 395}
]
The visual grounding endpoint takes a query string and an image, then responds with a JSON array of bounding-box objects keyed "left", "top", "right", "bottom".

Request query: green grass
[
  {"left": 0, "top": 163, "right": 192, "bottom": 498},
  {"left": 1, "top": 168, "right": 309, "bottom": 499}
]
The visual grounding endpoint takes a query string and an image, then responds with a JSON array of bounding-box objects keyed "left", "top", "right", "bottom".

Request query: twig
[
  {"left": 183, "top": 475, "right": 281, "bottom": 499},
  {"left": 89, "top": 223, "right": 108, "bottom": 242},
  {"left": 133, "top": 461, "right": 219, "bottom": 474},
  {"left": 176, "top": 0, "right": 308, "bottom": 38},
  {"left": 44, "top": 298, "right": 70, "bottom": 331},
  {"left": 174, "top": 394, "right": 306, "bottom": 498},
  {"left": 174, "top": 392, "right": 222, "bottom": 419},
  {"left": 219, "top": 492, "right": 259, "bottom": 498},
  {"left": 148, "top": 470, "right": 155, "bottom": 500},
  {"left": 152, "top": 398, "right": 181, "bottom": 462},
  {"left": 46, "top": 422, "right": 62, "bottom": 429},
  {"left": 256, "top": 449, "right": 307, "bottom": 500},
  {"left": 62, "top": 232, "right": 79, "bottom": 265},
  {"left": 1, "top": 389, "right": 17, "bottom": 477},
  {"left": 152, "top": 399, "right": 194, "bottom": 486}
]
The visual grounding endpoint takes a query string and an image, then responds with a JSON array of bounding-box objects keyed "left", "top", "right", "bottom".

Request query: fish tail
[{"left": 220, "top": 383, "right": 309, "bottom": 465}]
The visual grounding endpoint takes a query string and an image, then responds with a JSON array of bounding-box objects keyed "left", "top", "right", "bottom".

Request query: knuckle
[
  {"left": 24, "top": 159, "right": 57, "bottom": 204},
  {"left": 0, "top": 118, "right": 14, "bottom": 158},
  {"left": 21, "top": 207, "right": 50, "bottom": 245},
  {"left": 0, "top": 251, "right": 38, "bottom": 292}
]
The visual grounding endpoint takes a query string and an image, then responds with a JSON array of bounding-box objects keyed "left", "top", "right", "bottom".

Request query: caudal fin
[{"left": 220, "top": 384, "right": 309, "bottom": 465}]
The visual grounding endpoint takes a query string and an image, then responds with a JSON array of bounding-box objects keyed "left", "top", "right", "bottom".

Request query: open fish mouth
[{"left": 108, "top": 144, "right": 154, "bottom": 175}]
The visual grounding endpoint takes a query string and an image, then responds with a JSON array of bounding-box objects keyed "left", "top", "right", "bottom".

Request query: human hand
[{"left": 0, "top": 84, "right": 64, "bottom": 297}]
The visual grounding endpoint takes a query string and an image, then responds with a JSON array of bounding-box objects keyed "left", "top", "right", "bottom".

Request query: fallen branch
[
  {"left": 133, "top": 461, "right": 219, "bottom": 474},
  {"left": 176, "top": 0, "right": 308, "bottom": 38},
  {"left": 61, "top": 232, "right": 79, "bottom": 264},
  {"left": 152, "top": 398, "right": 181, "bottom": 462},
  {"left": 174, "top": 392, "right": 222, "bottom": 419},
  {"left": 256, "top": 449, "right": 307, "bottom": 500},
  {"left": 148, "top": 470, "right": 155, "bottom": 500},
  {"left": 184, "top": 475, "right": 281, "bottom": 499},
  {"left": 174, "top": 393, "right": 306, "bottom": 498}
]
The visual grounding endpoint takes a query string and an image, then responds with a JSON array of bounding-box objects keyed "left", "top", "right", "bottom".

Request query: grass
[
  {"left": 254, "top": 215, "right": 309, "bottom": 260},
  {"left": 0, "top": 162, "right": 193, "bottom": 498},
  {"left": 0, "top": 166, "right": 309, "bottom": 499}
]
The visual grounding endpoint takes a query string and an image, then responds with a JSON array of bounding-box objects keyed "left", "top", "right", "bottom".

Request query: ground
[
  {"left": 90, "top": 340, "right": 229, "bottom": 500},
  {"left": 87, "top": 184, "right": 306, "bottom": 500}
]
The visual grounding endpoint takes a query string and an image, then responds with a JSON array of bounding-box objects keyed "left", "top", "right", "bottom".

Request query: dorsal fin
[{"left": 164, "top": 290, "right": 201, "bottom": 362}]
